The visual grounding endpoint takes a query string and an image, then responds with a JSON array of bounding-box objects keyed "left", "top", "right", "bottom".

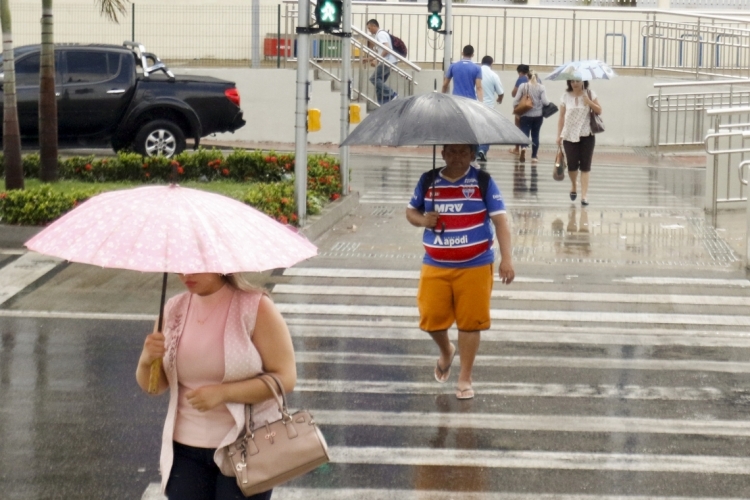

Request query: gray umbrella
[{"left": 341, "top": 92, "right": 530, "bottom": 147}]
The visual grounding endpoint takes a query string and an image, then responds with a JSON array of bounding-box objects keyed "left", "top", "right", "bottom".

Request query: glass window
[
  {"left": 15, "top": 53, "right": 40, "bottom": 87},
  {"left": 66, "top": 51, "right": 120, "bottom": 83}
]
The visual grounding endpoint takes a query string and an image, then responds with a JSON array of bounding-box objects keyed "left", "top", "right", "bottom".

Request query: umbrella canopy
[
  {"left": 341, "top": 92, "right": 530, "bottom": 147},
  {"left": 25, "top": 185, "right": 317, "bottom": 274},
  {"left": 546, "top": 60, "right": 616, "bottom": 81}
]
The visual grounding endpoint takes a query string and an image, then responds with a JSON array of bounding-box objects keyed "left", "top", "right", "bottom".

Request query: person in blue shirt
[
  {"left": 441, "top": 45, "right": 483, "bottom": 102},
  {"left": 406, "top": 144, "right": 514, "bottom": 400},
  {"left": 509, "top": 64, "right": 530, "bottom": 156}
]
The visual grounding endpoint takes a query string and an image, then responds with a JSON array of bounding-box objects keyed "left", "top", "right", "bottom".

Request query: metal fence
[
  {"left": 671, "top": 0, "right": 748, "bottom": 9},
  {"left": 7, "top": 3, "right": 750, "bottom": 73},
  {"left": 648, "top": 80, "right": 750, "bottom": 150}
]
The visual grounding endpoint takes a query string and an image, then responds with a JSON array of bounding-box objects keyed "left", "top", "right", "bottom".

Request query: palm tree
[
  {"left": 37, "top": 0, "right": 128, "bottom": 182},
  {"left": 1, "top": 0, "right": 23, "bottom": 190}
]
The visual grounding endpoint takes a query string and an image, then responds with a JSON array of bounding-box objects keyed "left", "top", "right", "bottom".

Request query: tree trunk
[
  {"left": 39, "top": 0, "right": 57, "bottom": 182},
  {"left": 1, "top": 0, "right": 23, "bottom": 190}
]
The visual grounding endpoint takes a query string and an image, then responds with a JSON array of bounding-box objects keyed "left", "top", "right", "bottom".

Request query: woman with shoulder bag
[
  {"left": 512, "top": 70, "right": 550, "bottom": 164},
  {"left": 136, "top": 272, "right": 297, "bottom": 500},
  {"left": 557, "top": 79, "right": 602, "bottom": 206}
]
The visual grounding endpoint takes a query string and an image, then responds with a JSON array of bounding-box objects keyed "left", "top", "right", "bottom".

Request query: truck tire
[{"left": 134, "top": 120, "right": 186, "bottom": 158}]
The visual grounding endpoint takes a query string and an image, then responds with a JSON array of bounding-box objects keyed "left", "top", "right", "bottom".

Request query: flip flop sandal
[
  {"left": 434, "top": 344, "right": 456, "bottom": 384},
  {"left": 456, "top": 386, "right": 475, "bottom": 400}
]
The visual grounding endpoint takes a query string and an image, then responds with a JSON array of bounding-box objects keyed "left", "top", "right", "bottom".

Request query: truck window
[
  {"left": 15, "top": 53, "right": 40, "bottom": 87},
  {"left": 66, "top": 52, "right": 120, "bottom": 83}
]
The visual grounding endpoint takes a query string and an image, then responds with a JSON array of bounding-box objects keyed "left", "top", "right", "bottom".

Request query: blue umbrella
[{"left": 546, "top": 60, "right": 616, "bottom": 81}]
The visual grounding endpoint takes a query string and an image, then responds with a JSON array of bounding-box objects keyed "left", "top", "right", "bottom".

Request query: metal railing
[
  {"left": 703, "top": 106, "right": 750, "bottom": 225},
  {"left": 648, "top": 79, "right": 750, "bottom": 152}
]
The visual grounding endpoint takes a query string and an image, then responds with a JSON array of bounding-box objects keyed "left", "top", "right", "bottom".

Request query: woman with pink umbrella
[{"left": 136, "top": 271, "right": 295, "bottom": 499}]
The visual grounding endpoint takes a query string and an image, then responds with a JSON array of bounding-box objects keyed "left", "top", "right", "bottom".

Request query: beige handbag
[{"left": 225, "top": 374, "right": 330, "bottom": 497}]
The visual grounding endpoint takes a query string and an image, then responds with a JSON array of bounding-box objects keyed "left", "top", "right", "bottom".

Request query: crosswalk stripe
[
  {"left": 282, "top": 268, "right": 750, "bottom": 287},
  {"left": 282, "top": 267, "right": 554, "bottom": 283},
  {"left": 294, "top": 380, "right": 722, "bottom": 401},
  {"left": 273, "top": 489, "right": 746, "bottom": 500},
  {"left": 294, "top": 351, "right": 750, "bottom": 373},
  {"left": 287, "top": 321, "right": 750, "bottom": 347},
  {"left": 311, "top": 409, "right": 750, "bottom": 437},
  {"left": 327, "top": 446, "right": 750, "bottom": 474},
  {"left": 273, "top": 284, "right": 750, "bottom": 306},
  {"left": 276, "top": 303, "right": 750, "bottom": 327},
  {"left": 143, "top": 483, "right": 749, "bottom": 500},
  {"left": 0, "top": 309, "right": 155, "bottom": 321},
  {"left": 0, "top": 253, "right": 62, "bottom": 306}
]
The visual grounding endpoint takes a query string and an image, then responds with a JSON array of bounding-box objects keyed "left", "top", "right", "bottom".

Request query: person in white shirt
[
  {"left": 477, "top": 55, "right": 504, "bottom": 162},
  {"left": 366, "top": 19, "right": 398, "bottom": 105}
]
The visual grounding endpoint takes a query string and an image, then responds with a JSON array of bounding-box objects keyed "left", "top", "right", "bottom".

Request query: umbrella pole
[
  {"left": 431, "top": 145, "right": 436, "bottom": 205},
  {"left": 148, "top": 272, "right": 168, "bottom": 395}
]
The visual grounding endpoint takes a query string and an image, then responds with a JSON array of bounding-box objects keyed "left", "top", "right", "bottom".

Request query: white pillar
[
  {"left": 295, "top": 0, "right": 311, "bottom": 225},
  {"left": 339, "top": 0, "right": 351, "bottom": 196},
  {"left": 443, "top": 0, "right": 452, "bottom": 72}
]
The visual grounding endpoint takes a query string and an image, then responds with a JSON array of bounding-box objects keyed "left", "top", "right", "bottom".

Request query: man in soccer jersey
[{"left": 406, "top": 144, "right": 514, "bottom": 400}]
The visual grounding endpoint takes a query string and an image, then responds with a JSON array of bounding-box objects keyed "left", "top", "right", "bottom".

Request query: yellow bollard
[
  {"left": 349, "top": 104, "right": 361, "bottom": 124},
  {"left": 308, "top": 108, "right": 321, "bottom": 132}
]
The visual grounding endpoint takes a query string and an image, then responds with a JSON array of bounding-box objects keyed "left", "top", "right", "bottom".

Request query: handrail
[
  {"left": 352, "top": 26, "right": 420, "bottom": 72},
  {"left": 707, "top": 106, "right": 750, "bottom": 116},
  {"left": 353, "top": 40, "right": 418, "bottom": 81},
  {"left": 704, "top": 130, "right": 750, "bottom": 155},
  {"left": 654, "top": 79, "right": 750, "bottom": 89},
  {"left": 739, "top": 158, "right": 750, "bottom": 186}
]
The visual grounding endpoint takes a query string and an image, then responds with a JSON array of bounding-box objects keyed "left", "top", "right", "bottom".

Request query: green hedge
[{"left": 0, "top": 148, "right": 342, "bottom": 226}]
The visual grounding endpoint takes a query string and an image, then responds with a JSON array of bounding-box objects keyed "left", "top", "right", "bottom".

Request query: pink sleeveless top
[{"left": 158, "top": 288, "right": 281, "bottom": 493}]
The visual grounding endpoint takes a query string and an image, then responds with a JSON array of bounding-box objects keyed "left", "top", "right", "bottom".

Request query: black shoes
[
  {"left": 570, "top": 192, "right": 577, "bottom": 201},
  {"left": 477, "top": 151, "right": 487, "bottom": 162}
]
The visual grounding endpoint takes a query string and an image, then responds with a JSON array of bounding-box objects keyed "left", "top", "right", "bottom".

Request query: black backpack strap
[
  {"left": 419, "top": 169, "right": 440, "bottom": 210},
  {"left": 477, "top": 168, "right": 491, "bottom": 205}
]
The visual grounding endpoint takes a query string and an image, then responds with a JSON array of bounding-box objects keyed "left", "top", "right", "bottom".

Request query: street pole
[
  {"left": 252, "top": 0, "right": 260, "bottom": 68},
  {"left": 339, "top": 0, "right": 351, "bottom": 196},
  {"left": 443, "top": 0, "right": 452, "bottom": 71},
  {"left": 295, "top": 0, "right": 311, "bottom": 225}
]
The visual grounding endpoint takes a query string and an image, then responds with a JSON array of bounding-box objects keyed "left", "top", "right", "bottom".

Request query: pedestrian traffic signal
[
  {"left": 428, "top": 13, "right": 443, "bottom": 31},
  {"left": 427, "top": 0, "right": 443, "bottom": 13},
  {"left": 315, "top": 0, "right": 343, "bottom": 32}
]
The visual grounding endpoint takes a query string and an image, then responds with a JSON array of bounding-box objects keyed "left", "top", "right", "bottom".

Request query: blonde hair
[
  {"left": 527, "top": 70, "right": 540, "bottom": 85},
  {"left": 225, "top": 273, "right": 265, "bottom": 293}
]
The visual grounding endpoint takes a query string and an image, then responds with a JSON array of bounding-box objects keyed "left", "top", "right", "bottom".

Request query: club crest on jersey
[{"left": 462, "top": 186, "right": 476, "bottom": 199}]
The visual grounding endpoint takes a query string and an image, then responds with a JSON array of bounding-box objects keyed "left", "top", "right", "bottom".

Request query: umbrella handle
[{"left": 148, "top": 359, "right": 163, "bottom": 395}]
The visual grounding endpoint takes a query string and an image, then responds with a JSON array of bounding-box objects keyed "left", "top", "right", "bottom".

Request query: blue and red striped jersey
[{"left": 408, "top": 166, "right": 506, "bottom": 268}]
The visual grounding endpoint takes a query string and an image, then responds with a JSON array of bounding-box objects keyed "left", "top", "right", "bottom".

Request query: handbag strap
[{"left": 244, "top": 373, "right": 291, "bottom": 433}]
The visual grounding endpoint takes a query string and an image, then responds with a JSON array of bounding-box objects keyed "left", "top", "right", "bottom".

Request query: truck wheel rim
[{"left": 145, "top": 129, "right": 177, "bottom": 157}]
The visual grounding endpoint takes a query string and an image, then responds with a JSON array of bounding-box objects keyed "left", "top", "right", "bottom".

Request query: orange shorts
[{"left": 417, "top": 263, "right": 494, "bottom": 332}]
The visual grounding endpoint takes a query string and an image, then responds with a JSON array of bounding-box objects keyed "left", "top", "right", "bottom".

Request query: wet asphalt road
[{"left": 3, "top": 153, "right": 750, "bottom": 499}]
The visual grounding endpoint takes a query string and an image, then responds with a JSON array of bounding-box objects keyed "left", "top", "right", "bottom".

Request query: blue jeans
[
  {"left": 370, "top": 63, "right": 396, "bottom": 104},
  {"left": 478, "top": 144, "right": 490, "bottom": 155},
  {"left": 166, "top": 442, "right": 273, "bottom": 500},
  {"left": 519, "top": 115, "right": 544, "bottom": 159}
]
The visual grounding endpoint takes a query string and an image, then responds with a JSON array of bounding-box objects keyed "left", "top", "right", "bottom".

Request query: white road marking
[
  {"left": 273, "top": 284, "right": 750, "bottom": 306},
  {"left": 295, "top": 379, "right": 723, "bottom": 401},
  {"left": 276, "top": 303, "right": 750, "bottom": 327},
  {"left": 273, "top": 489, "right": 747, "bottom": 500},
  {"left": 287, "top": 321, "right": 750, "bottom": 347},
  {"left": 614, "top": 277, "right": 750, "bottom": 287},
  {"left": 294, "top": 351, "right": 750, "bottom": 373},
  {"left": 311, "top": 409, "right": 750, "bottom": 437},
  {"left": 282, "top": 267, "right": 554, "bottom": 283},
  {"left": 0, "top": 253, "right": 62, "bottom": 306},
  {"left": 327, "top": 446, "right": 750, "bottom": 474}
]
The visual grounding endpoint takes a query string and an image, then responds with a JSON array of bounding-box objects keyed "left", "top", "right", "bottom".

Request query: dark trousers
[
  {"left": 519, "top": 115, "right": 544, "bottom": 158},
  {"left": 563, "top": 134, "right": 596, "bottom": 172},
  {"left": 166, "top": 442, "right": 273, "bottom": 500}
]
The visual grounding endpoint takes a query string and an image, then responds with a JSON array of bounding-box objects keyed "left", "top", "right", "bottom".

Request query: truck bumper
[{"left": 230, "top": 111, "right": 246, "bottom": 132}]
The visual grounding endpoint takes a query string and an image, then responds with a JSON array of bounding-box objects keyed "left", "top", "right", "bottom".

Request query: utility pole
[
  {"left": 339, "top": 0, "right": 352, "bottom": 195},
  {"left": 294, "top": 0, "right": 311, "bottom": 225},
  {"left": 444, "top": 0, "right": 452, "bottom": 71}
]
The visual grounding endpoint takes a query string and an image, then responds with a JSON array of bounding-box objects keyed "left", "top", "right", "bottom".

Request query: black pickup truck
[{"left": 0, "top": 41, "right": 245, "bottom": 157}]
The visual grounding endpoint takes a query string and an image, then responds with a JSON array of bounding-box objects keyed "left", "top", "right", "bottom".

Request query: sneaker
[
  {"left": 477, "top": 151, "right": 487, "bottom": 162},
  {"left": 391, "top": 93, "right": 398, "bottom": 101}
]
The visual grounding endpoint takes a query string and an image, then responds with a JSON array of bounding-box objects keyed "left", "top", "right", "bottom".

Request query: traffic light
[
  {"left": 428, "top": 13, "right": 443, "bottom": 31},
  {"left": 427, "top": 0, "right": 443, "bottom": 32},
  {"left": 315, "top": 0, "right": 343, "bottom": 32}
]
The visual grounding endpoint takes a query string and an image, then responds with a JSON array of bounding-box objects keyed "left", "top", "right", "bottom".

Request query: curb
[
  {"left": 300, "top": 191, "right": 359, "bottom": 243},
  {"left": 0, "top": 224, "right": 43, "bottom": 249}
]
